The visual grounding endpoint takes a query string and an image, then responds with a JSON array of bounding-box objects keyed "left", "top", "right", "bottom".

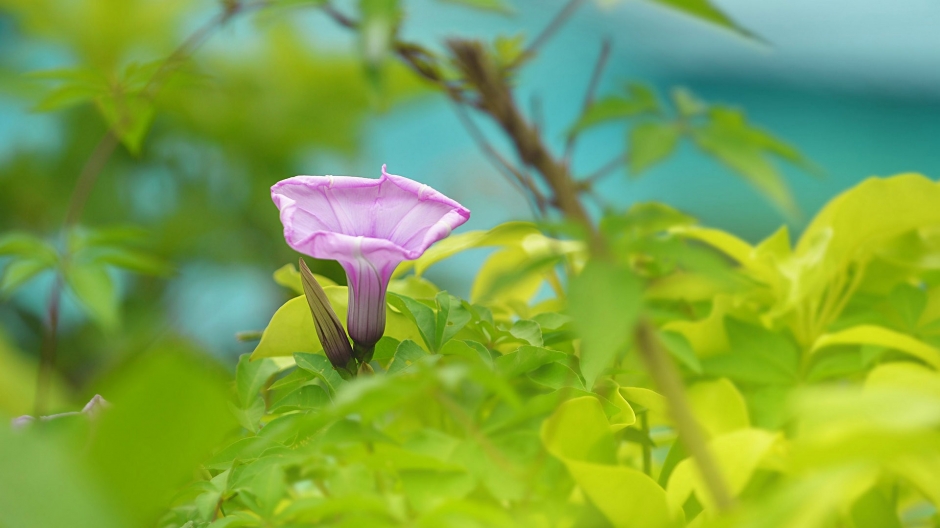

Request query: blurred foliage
[{"left": 2, "top": 0, "right": 939, "bottom": 527}]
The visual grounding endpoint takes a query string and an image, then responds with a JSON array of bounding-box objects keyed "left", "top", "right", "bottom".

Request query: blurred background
[{"left": 1, "top": 0, "right": 938, "bottom": 411}]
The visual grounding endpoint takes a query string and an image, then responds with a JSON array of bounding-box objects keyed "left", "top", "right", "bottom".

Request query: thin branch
[
  {"left": 517, "top": 0, "right": 588, "bottom": 65},
  {"left": 580, "top": 152, "right": 625, "bottom": 190},
  {"left": 37, "top": 0, "right": 270, "bottom": 415},
  {"left": 33, "top": 273, "right": 63, "bottom": 416},
  {"left": 63, "top": 132, "right": 120, "bottom": 227},
  {"left": 452, "top": 102, "right": 547, "bottom": 216},
  {"left": 635, "top": 320, "right": 734, "bottom": 512},
  {"left": 564, "top": 39, "right": 611, "bottom": 164}
]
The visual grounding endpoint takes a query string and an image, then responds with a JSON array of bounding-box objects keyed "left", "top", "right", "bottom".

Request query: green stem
[
  {"left": 641, "top": 411, "right": 652, "bottom": 477},
  {"left": 635, "top": 320, "right": 734, "bottom": 512}
]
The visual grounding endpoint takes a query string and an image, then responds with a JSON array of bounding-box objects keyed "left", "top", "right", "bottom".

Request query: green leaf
[
  {"left": 435, "top": 291, "right": 471, "bottom": 349},
  {"left": 269, "top": 384, "right": 331, "bottom": 412},
  {"left": 229, "top": 397, "right": 266, "bottom": 434},
  {"left": 692, "top": 113, "right": 798, "bottom": 218},
  {"left": 569, "top": 260, "right": 642, "bottom": 388},
  {"left": 541, "top": 397, "right": 676, "bottom": 528},
  {"left": 570, "top": 84, "right": 660, "bottom": 134},
  {"left": 66, "top": 261, "right": 118, "bottom": 329},
  {"left": 251, "top": 296, "right": 322, "bottom": 359},
  {"left": 389, "top": 292, "right": 438, "bottom": 351},
  {"left": 87, "top": 247, "right": 171, "bottom": 276},
  {"left": 658, "top": 330, "right": 702, "bottom": 374},
  {"left": 396, "top": 221, "right": 540, "bottom": 278},
  {"left": 495, "top": 346, "right": 568, "bottom": 378},
  {"left": 666, "top": 428, "right": 778, "bottom": 511},
  {"left": 685, "top": 378, "right": 750, "bottom": 438},
  {"left": 235, "top": 354, "right": 281, "bottom": 408},
  {"left": 644, "top": 0, "right": 760, "bottom": 40},
  {"left": 294, "top": 353, "right": 347, "bottom": 396},
  {"left": 0, "top": 258, "right": 51, "bottom": 296},
  {"left": 528, "top": 362, "right": 585, "bottom": 391},
  {"left": 789, "top": 174, "right": 940, "bottom": 317},
  {"left": 671, "top": 87, "right": 706, "bottom": 117},
  {"left": 273, "top": 263, "right": 335, "bottom": 295},
  {"left": 387, "top": 339, "right": 429, "bottom": 375},
  {"left": 811, "top": 325, "right": 940, "bottom": 370},
  {"left": 95, "top": 92, "right": 155, "bottom": 155},
  {"left": 0, "top": 232, "right": 58, "bottom": 261},
  {"left": 541, "top": 396, "right": 616, "bottom": 463},
  {"left": 701, "top": 319, "right": 800, "bottom": 385},
  {"left": 509, "top": 319, "right": 543, "bottom": 346},
  {"left": 628, "top": 121, "right": 681, "bottom": 175}
]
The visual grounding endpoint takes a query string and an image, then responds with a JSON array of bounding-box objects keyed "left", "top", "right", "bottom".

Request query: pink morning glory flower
[{"left": 272, "top": 165, "right": 470, "bottom": 354}]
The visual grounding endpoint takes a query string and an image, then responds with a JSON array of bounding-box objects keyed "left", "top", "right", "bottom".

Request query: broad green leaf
[
  {"left": 692, "top": 121, "right": 797, "bottom": 218},
  {"left": 645, "top": 0, "right": 758, "bottom": 40},
  {"left": 702, "top": 318, "right": 800, "bottom": 385},
  {"left": 439, "top": 339, "right": 492, "bottom": 367},
  {"left": 251, "top": 296, "right": 323, "bottom": 359},
  {"left": 662, "top": 295, "right": 732, "bottom": 357},
  {"left": 495, "top": 346, "right": 568, "bottom": 378},
  {"left": 66, "top": 261, "right": 118, "bottom": 329},
  {"left": 811, "top": 325, "right": 940, "bottom": 370},
  {"left": 0, "top": 232, "right": 58, "bottom": 261},
  {"left": 229, "top": 397, "right": 266, "bottom": 433},
  {"left": 671, "top": 87, "right": 706, "bottom": 117},
  {"left": 567, "top": 461, "right": 677, "bottom": 528},
  {"left": 865, "top": 362, "right": 940, "bottom": 399},
  {"left": 87, "top": 247, "right": 170, "bottom": 276},
  {"left": 528, "top": 362, "right": 585, "bottom": 391},
  {"left": 0, "top": 425, "right": 124, "bottom": 528},
  {"left": 269, "top": 384, "right": 331, "bottom": 412},
  {"left": 87, "top": 348, "right": 234, "bottom": 525},
  {"left": 791, "top": 174, "right": 940, "bottom": 315},
  {"left": 294, "top": 353, "right": 346, "bottom": 396},
  {"left": 666, "top": 428, "right": 778, "bottom": 511},
  {"left": 395, "top": 222, "right": 540, "bottom": 278},
  {"left": 509, "top": 319, "right": 542, "bottom": 346},
  {"left": 470, "top": 246, "right": 548, "bottom": 304},
  {"left": 273, "top": 263, "right": 337, "bottom": 295},
  {"left": 659, "top": 330, "right": 701, "bottom": 373},
  {"left": 849, "top": 488, "right": 903, "bottom": 528},
  {"left": 388, "top": 339, "right": 429, "bottom": 375},
  {"left": 0, "top": 258, "right": 51, "bottom": 296},
  {"left": 685, "top": 378, "right": 749, "bottom": 438},
  {"left": 388, "top": 292, "right": 437, "bottom": 350},
  {"left": 541, "top": 396, "right": 616, "bottom": 464},
  {"left": 253, "top": 287, "right": 423, "bottom": 358},
  {"left": 628, "top": 121, "right": 681, "bottom": 175},
  {"left": 435, "top": 291, "right": 471, "bottom": 349},
  {"left": 542, "top": 398, "right": 675, "bottom": 527},
  {"left": 236, "top": 354, "right": 281, "bottom": 408},
  {"left": 569, "top": 260, "right": 642, "bottom": 389},
  {"left": 388, "top": 275, "right": 439, "bottom": 299},
  {"left": 570, "top": 83, "right": 660, "bottom": 134},
  {"left": 96, "top": 92, "right": 155, "bottom": 155}
]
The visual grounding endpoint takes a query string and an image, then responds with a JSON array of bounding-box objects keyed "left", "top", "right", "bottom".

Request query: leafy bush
[
  {"left": 2, "top": 1, "right": 939, "bottom": 527},
  {"left": 169, "top": 174, "right": 939, "bottom": 527}
]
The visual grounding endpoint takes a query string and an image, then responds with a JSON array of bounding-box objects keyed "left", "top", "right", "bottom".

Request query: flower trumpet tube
[
  {"left": 272, "top": 165, "right": 470, "bottom": 356},
  {"left": 298, "top": 258, "right": 355, "bottom": 372}
]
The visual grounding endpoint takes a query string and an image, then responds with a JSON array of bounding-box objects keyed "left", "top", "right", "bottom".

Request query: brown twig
[
  {"left": 634, "top": 320, "right": 734, "bottom": 511},
  {"left": 452, "top": 103, "right": 547, "bottom": 216},
  {"left": 516, "top": 0, "right": 589, "bottom": 66},
  {"left": 580, "top": 152, "right": 625, "bottom": 190},
  {"left": 564, "top": 39, "right": 611, "bottom": 164}
]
